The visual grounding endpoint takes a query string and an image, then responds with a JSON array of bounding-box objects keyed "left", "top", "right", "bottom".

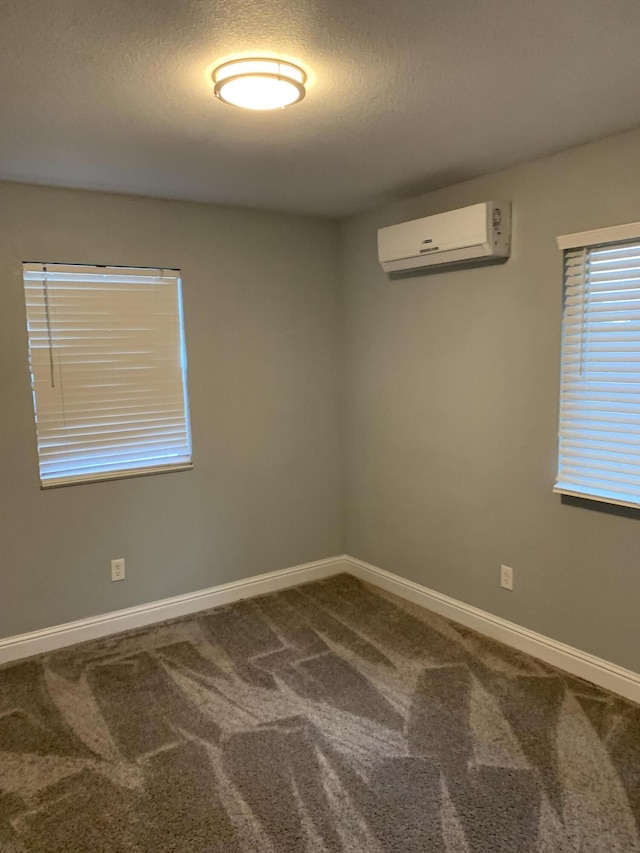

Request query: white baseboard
[
  {"left": 2, "top": 553, "right": 639, "bottom": 705},
  {"left": 346, "top": 556, "right": 640, "bottom": 705},
  {"left": 0, "top": 556, "right": 349, "bottom": 666}
]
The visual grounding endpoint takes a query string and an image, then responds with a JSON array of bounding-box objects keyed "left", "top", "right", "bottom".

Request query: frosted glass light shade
[{"left": 213, "top": 59, "right": 306, "bottom": 110}]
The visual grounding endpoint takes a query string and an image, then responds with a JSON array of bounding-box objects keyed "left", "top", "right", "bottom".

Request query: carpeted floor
[{"left": 0, "top": 573, "right": 639, "bottom": 852}]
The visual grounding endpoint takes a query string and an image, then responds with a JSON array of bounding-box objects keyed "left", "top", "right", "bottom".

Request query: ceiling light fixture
[{"left": 212, "top": 58, "right": 307, "bottom": 111}]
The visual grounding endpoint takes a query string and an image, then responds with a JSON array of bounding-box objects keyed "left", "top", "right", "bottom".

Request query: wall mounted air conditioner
[{"left": 377, "top": 201, "right": 511, "bottom": 275}]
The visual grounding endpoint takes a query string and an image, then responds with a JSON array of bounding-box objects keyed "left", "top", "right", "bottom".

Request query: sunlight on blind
[{"left": 23, "top": 263, "right": 192, "bottom": 487}]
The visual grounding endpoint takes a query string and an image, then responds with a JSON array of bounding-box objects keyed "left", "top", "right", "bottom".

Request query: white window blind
[
  {"left": 23, "top": 263, "right": 192, "bottom": 488},
  {"left": 556, "top": 223, "right": 640, "bottom": 509}
]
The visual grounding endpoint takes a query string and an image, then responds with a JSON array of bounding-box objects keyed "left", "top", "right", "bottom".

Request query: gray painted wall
[
  {"left": 341, "top": 128, "right": 640, "bottom": 672},
  {"left": 0, "top": 182, "right": 343, "bottom": 637},
  {"left": 3, "top": 129, "right": 640, "bottom": 672}
]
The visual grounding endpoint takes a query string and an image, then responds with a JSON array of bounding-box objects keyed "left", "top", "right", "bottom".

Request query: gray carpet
[{"left": 0, "top": 573, "right": 639, "bottom": 852}]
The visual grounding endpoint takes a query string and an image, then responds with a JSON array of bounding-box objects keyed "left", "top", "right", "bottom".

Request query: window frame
[
  {"left": 555, "top": 221, "right": 640, "bottom": 510},
  {"left": 23, "top": 261, "right": 193, "bottom": 489}
]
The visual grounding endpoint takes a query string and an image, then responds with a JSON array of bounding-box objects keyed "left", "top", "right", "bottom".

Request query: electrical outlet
[
  {"left": 111, "top": 558, "right": 125, "bottom": 582},
  {"left": 500, "top": 565, "right": 513, "bottom": 591}
]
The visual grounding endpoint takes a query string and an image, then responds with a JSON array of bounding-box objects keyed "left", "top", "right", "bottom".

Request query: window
[
  {"left": 23, "top": 263, "right": 192, "bottom": 488},
  {"left": 556, "top": 222, "right": 640, "bottom": 509}
]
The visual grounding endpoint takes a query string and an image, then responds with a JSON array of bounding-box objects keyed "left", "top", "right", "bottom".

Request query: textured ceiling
[{"left": 2, "top": 0, "right": 640, "bottom": 216}]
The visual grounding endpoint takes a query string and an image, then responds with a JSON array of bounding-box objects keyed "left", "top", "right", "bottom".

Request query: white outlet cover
[
  {"left": 500, "top": 565, "right": 513, "bottom": 590},
  {"left": 111, "top": 558, "right": 125, "bottom": 582}
]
